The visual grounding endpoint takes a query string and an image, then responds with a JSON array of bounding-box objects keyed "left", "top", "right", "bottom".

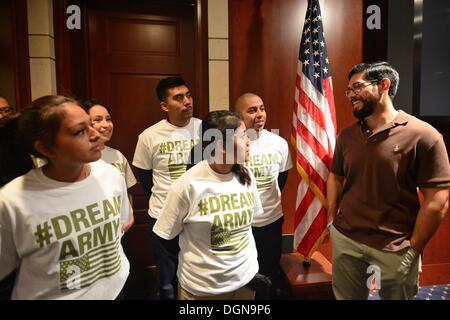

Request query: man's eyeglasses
[
  {"left": 0, "top": 106, "right": 12, "bottom": 115},
  {"left": 344, "top": 80, "right": 379, "bottom": 97}
]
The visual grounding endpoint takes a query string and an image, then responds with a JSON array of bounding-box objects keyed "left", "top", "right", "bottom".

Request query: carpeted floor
[{"left": 368, "top": 284, "right": 450, "bottom": 300}]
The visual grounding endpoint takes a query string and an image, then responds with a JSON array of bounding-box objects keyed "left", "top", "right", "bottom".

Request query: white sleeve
[
  {"left": 250, "top": 173, "right": 264, "bottom": 216},
  {"left": 0, "top": 199, "right": 19, "bottom": 280},
  {"left": 153, "top": 188, "right": 190, "bottom": 240},
  {"left": 132, "top": 133, "right": 154, "bottom": 170},
  {"left": 280, "top": 138, "right": 293, "bottom": 172}
]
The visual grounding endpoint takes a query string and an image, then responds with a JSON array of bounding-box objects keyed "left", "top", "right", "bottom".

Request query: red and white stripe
[{"left": 291, "top": 62, "right": 337, "bottom": 259}]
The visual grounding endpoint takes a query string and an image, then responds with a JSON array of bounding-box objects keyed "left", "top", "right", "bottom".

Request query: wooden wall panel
[
  {"left": 53, "top": 0, "right": 90, "bottom": 100},
  {"left": 421, "top": 206, "right": 450, "bottom": 286},
  {"left": 419, "top": 124, "right": 450, "bottom": 285},
  {"left": 0, "top": 0, "right": 31, "bottom": 110}
]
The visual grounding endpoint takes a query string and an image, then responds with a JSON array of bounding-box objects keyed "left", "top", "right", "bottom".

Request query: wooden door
[
  {"left": 87, "top": 0, "right": 196, "bottom": 188},
  {"left": 86, "top": 0, "right": 199, "bottom": 298}
]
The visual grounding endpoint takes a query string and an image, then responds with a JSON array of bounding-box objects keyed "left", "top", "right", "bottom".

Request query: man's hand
[
  {"left": 396, "top": 247, "right": 419, "bottom": 282},
  {"left": 326, "top": 172, "right": 344, "bottom": 227},
  {"left": 122, "top": 213, "right": 134, "bottom": 233}
]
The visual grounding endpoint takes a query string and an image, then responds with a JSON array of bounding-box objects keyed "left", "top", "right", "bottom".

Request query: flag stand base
[{"left": 280, "top": 251, "right": 334, "bottom": 299}]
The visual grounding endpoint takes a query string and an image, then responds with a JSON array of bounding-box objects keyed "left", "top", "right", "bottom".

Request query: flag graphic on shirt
[
  {"left": 159, "top": 138, "right": 198, "bottom": 181},
  {"left": 255, "top": 177, "right": 272, "bottom": 192},
  {"left": 291, "top": 0, "right": 337, "bottom": 260},
  {"left": 168, "top": 164, "right": 188, "bottom": 180},
  {"left": 59, "top": 239, "right": 121, "bottom": 290},
  {"left": 210, "top": 223, "right": 251, "bottom": 255},
  {"left": 246, "top": 153, "right": 279, "bottom": 192},
  {"left": 202, "top": 192, "right": 255, "bottom": 256}
]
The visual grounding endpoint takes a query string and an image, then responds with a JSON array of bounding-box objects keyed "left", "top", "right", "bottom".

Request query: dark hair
[
  {"left": 0, "top": 114, "right": 34, "bottom": 186},
  {"left": 0, "top": 95, "right": 77, "bottom": 185},
  {"left": 189, "top": 110, "right": 251, "bottom": 186},
  {"left": 348, "top": 61, "right": 400, "bottom": 99},
  {"left": 0, "top": 96, "right": 78, "bottom": 184},
  {"left": 18, "top": 95, "right": 77, "bottom": 158},
  {"left": 156, "top": 76, "right": 186, "bottom": 102},
  {"left": 82, "top": 98, "right": 112, "bottom": 115}
]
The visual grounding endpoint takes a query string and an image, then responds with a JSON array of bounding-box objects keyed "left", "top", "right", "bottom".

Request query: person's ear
[
  {"left": 379, "top": 78, "right": 391, "bottom": 93},
  {"left": 34, "top": 140, "right": 54, "bottom": 159},
  {"left": 160, "top": 101, "right": 169, "bottom": 113}
]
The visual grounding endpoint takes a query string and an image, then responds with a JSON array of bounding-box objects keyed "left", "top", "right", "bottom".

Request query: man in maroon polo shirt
[{"left": 327, "top": 61, "right": 450, "bottom": 300}]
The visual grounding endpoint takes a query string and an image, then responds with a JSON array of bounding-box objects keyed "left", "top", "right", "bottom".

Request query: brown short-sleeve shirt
[{"left": 332, "top": 110, "right": 450, "bottom": 251}]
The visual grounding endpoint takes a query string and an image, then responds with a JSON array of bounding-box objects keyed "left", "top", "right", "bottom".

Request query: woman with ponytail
[
  {"left": 0, "top": 95, "right": 130, "bottom": 299},
  {"left": 154, "top": 110, "right": 263, "bottom": 299}
]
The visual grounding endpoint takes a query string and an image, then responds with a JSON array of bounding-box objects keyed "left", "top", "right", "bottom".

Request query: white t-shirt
[
  {"left": 132, "top": 118, "right": 201, "bottom": 219},
  {"left": 246, "top": 129, "right": 293, "bottom": 227},
  {"left": 0, "top": 161, "right": 130, "bottom": 299},
  {"left": 153, "top": 160, "right": 263, "bottom": 296},
  {"left": 101, "top": 146, "right": 137, "bottom": 189}
]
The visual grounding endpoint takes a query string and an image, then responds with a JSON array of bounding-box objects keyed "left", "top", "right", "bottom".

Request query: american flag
[
  {"left": 59, "top": 238, "right": 122, "bottom": 290},
  {"left": 291, "top": 0, "right": 337, "bottom": 261}
]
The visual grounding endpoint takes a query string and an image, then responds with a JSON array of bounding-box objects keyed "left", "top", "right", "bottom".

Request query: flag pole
[{"left": 291, "top": 0, "right": 337, "bottom": 266}]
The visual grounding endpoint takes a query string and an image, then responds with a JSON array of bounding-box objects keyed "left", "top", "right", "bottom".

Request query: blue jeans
[{"left": 149, "top": 217, "right": 179, "bottom": 300}]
